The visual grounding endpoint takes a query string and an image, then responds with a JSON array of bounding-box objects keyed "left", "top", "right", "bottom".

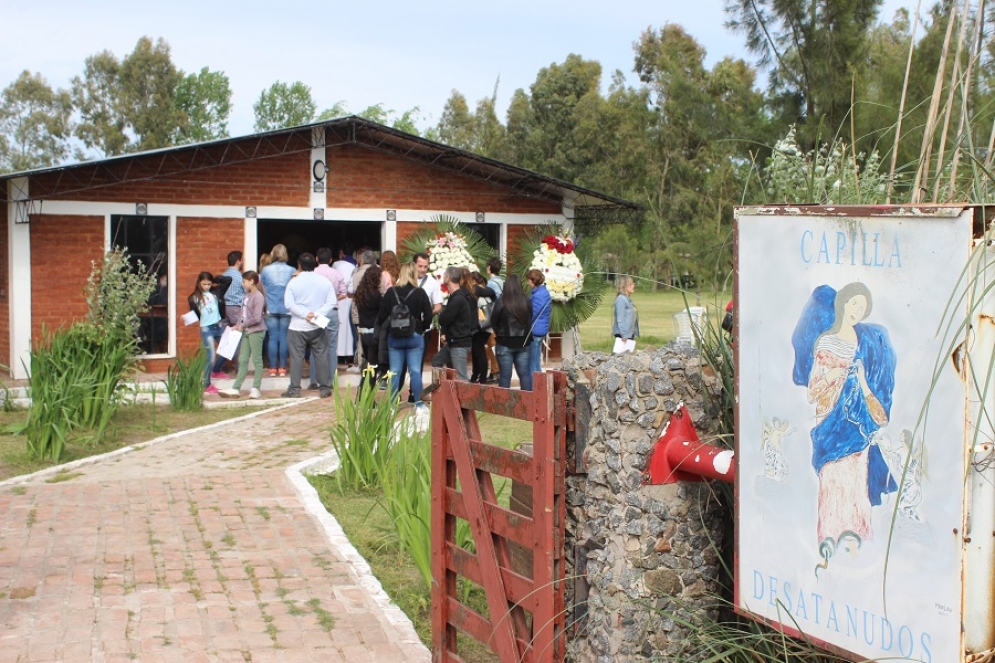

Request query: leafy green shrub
[
  {"left": 25, "top": 323, "right": 133, "bottom": 460},
  {"left": 22, "top": 249, "right": 156, "bottom": 461},
  {"left": 166, "top": 350, "right": 207, "bottom": 411}
]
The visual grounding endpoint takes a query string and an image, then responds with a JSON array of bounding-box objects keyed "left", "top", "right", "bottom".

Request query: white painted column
[
  {"left": 243, "top": 217, "right": 258, "bottom": 271},
  {"left": 310, "top": 127, "right": 327, "bottom": 216},
  {"left": 384, "top": 219, "right": 397, "bottom": 252},
  {"left": 7, "top": 178, "right": 32, "bottom": 379}
]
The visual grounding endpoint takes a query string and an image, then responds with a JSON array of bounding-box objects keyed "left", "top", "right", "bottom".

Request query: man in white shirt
[
  {"left": 283, "top": 253, "right": 337, "bottom": 398},
  {"left": 414, "top": 252, "right": 444, "bottom": 315}
]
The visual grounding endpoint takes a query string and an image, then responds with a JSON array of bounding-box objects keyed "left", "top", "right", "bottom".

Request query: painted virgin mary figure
[{"left": 792, "top": 283, "right": 898, "bottom": 567}]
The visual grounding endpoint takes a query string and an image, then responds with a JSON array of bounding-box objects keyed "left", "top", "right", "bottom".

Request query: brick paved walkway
[{"left": 0, "top": 398, "right": 431, "bottom": 663}]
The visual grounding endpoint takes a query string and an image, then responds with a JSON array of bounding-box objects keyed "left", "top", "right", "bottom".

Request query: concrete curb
[{"left": 286, "top": 453, "right": 432, "bottom": 660}]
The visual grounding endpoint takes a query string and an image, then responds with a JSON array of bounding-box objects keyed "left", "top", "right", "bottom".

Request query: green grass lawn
[{"left": 577, "top": 286, "right": 731, "bottom": 352}]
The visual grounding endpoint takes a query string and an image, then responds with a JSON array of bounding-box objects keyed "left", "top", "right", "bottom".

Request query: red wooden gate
[{"left": 431, "top": 368, "right": 568, "bottom": 663}]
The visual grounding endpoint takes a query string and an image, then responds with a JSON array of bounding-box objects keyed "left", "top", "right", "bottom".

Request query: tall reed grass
[{"left": 166, "top": 350, "right": 207, "bottom": 411}]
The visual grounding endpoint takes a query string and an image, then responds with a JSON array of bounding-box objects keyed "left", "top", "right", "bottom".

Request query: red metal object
[
  {"left": 431, "top": 368, "right": 567, "bottom": 663},
  {"left": 647, "top": 403, "right": 735, "bottom": 484}
]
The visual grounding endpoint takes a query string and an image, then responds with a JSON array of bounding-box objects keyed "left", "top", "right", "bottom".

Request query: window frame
[{"left": 107, "top": 214, "right": 175, "bottom": 358}]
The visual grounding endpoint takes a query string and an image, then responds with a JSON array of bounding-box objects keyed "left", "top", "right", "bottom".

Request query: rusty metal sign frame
[{"left": 733, "top": 204, "right": 989, "bottom": 663}]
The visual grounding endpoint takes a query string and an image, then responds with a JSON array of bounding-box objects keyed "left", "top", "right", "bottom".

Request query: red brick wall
[
  {"left": 29, "top": 142, "right": 311, "bottom": 208},
  {"left": 31, "top": 215, "right": 105, "bottom": 339},
  {"left": 326, "top": 145, "right": 562, "bottom": 214},
  {"left": 172, "top": 217, "right": 244, "bottom": 362}
]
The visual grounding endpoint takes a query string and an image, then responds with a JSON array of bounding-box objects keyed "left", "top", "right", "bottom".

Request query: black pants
[{"left": 470, "top": 330, "right": 489, "bottom": 382}]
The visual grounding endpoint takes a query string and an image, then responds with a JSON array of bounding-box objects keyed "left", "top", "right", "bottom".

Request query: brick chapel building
[{"left": 0, "top": 117, "right": 637, "bottom": 379}]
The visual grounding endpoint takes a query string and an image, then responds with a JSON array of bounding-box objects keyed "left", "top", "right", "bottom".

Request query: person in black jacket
[
  {"left": 354, "top": 264, "right": 383, "bottom": 391},
  {"left": 491, "top": 274, "right": 533, "bottom": 391},
  {"left": 377, "top": 262, "right": 434, "bottom": 403},
  {"left": 468, "top": 271, "right": 497, "bottom": 383},
  {"left": 437, "top": 266, "right": 477, "bottom": 381}
]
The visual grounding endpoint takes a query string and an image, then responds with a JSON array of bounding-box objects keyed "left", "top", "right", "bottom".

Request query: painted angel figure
[
  {"left": 792, "top": 283, "right": 898, "bottom": 570},
  {"left": 761, "top": 417, "right": 792, "bottom": 483}
]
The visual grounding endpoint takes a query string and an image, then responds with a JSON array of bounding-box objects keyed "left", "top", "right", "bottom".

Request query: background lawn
[{"left": 576, "top": 286, "right": 731, "bottom": 353}]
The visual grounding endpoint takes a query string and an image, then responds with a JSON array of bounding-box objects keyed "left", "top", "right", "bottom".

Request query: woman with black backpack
[{"left": 377, "top": 262, "right": 434, "bottom": 403}]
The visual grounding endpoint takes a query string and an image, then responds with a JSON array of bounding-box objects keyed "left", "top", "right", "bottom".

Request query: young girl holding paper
[
  {"left": 188, "top": 272, "right": 224, "bottom": 394},
  {"left": 221, "top": 271, "right": 266, "bottom": 399}
]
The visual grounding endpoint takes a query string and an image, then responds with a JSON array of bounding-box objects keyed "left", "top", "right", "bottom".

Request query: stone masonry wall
[{"left": 561, "top": 345, "right": 729, "bottom": 662}]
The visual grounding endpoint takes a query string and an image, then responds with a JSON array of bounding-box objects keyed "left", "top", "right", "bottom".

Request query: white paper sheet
[
  {"left": 312, "top": 313, "right": 330, "bottom": 329},
  {"left": 217, "top": 327, "right": 242, "bottom": 359},
  {"left": 181, "top": 310, "right": 199, "bottom": 326},
  {"left": 612, "top": 337, "right": 636, "bottom": 354}
]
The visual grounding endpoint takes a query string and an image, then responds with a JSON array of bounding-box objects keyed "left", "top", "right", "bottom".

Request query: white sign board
[{"left": 735, "top": 207, "right": 972, "bottom": 663}]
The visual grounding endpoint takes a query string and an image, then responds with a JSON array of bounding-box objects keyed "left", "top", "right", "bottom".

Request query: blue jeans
[
  {"left": 496, "top": 344, "right": 532, "bottom": 391},
  {"left": 388, "top": 334, "right": 425, "bottom": 402},
  {"left": 529, "top": 335, "right": 545, "bottom": 376},
  {"left": 449, "top": 346, "right": 470, "bottom": 381},
  {"left": 265, "top": 314, "right": 290, "bottom": 370},
  {"left": 200, "top": 323, "right": 224, "bottom": 386}
]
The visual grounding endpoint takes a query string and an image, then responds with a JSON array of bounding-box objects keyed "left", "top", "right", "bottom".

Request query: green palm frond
[{"left": 399, "top": 214, "right": 495, "bottom": 268}]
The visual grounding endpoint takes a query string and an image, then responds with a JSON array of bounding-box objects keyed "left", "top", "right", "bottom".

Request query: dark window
[{"left": 111, "top": 215, "right": 169, "bottom": 355}]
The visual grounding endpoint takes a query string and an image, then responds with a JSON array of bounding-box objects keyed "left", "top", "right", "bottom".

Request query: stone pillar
[{"left": 562, "top": 346, "right": 728, "bottom": 662}]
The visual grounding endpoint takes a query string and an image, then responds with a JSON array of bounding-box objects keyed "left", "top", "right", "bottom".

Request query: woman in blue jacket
[{"left": 526, "top": 269, "right": 552, "bottom": 376}]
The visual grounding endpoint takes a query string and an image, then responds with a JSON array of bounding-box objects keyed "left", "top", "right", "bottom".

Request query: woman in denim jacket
[{"left": 259, "top": 243, "right": 296, "bottom": 376}]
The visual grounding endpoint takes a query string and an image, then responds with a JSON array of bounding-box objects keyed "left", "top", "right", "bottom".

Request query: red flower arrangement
[{"left": 541, "top": 235, "right": 574, "bottom": 254}]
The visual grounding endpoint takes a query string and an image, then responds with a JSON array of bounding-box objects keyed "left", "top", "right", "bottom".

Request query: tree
[
  {"left": 436, "top": 90, "right": 475, "bottom": 150},
  {"left": 72, "top": 50, "right": 128, "bottom": 156},
  {"left": 725, "top": 0, "right": 884, "bottom": 145},
  {"left": 173, "top": 67, "right": 232, "bottom": 144},
  {"left": 253, "top": 81, "right": 316, "bottom": 131},
  {"left": 0, "top": 71, "right": 74, "bottom": 173},
  {"left": 117, "top": 37, "right": 182, "bottom": 150}
]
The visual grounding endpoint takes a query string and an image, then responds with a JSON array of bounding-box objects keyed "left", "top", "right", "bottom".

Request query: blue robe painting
[{"left": 792, "top": 283, "right": 898, "bottom": 571}]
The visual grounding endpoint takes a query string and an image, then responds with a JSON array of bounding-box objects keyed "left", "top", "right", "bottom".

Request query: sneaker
[
  {"left": 407, "top": 392, "right": 415, "bottom": 404},
  {"left": 210, "top": 372, "right": 227, "bottom": 379},
  {"left": 278, "top": 368, "right": 287, "bottom": 377},
  {"left": 219, "top": 388, "right": 240, "bottom": 398},
  {"left": 307, "top": 383, "right": 320, "bottom": 391},
  {"left": 249, "top": 388, "right": 262, "bottom": 399},
  {"left": 319, "top": 388, "right": 332, "bottom": 399},
  {"left": 204, "top": 385, "right": 219, "bottom": 395},
  {"left": 280, "top": 389, "right": 301, "bottom": 398},
  {"left": 267, "top": 369, "right": 278, "bottom": 377}
]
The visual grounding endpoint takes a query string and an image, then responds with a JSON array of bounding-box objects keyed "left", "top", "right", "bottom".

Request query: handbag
[{"left": 477, "top": 296, "right": 495, "bottom": 331}]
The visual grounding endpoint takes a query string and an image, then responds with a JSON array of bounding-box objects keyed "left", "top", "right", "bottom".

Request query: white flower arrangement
[
  {"left": 530, "top": 235, "right": 584, "bottom": 302},
  {"left": 426, "top": 231, "right": 479, "bottom": 298}
]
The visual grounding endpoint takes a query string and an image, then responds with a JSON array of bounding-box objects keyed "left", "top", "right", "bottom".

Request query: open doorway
[
  {"left": 463, "top": 222, "right": 500, "bottom": 254},
  {"left": 256, "top": 219, "right": 382, "bottom": 266}
]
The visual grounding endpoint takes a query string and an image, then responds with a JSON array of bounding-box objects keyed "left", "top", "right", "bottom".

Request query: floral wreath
[
  {"left": 512, "top": 223, "right": 606, "bottom": 333},
  {"left": 400, "top": 215, "right": 495, "bottom": 299},
  {"left": 531, "top": 234, "right": 583, "bottom": 302}
]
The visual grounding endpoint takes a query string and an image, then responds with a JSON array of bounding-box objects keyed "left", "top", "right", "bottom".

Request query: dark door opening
[
  {"left": 256, "top": 219, "right": 382, "bottom": 266},
  {"left": 463, "top": 223, "right": 500, "bottom": 254}
]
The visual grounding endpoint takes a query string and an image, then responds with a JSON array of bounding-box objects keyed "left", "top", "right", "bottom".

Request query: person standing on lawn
[
  {"left": 378, "top": 262, "right": 434, "bottom": 403},
  {"left": 491, "top": 274, "right": 533, "bottom": 391},
  {"left": 221, "top": 271, "right": 266, "bottom": 399},
  {"left": 612, "top": 276, "right": 639, "bottom": 351},
  {"left": 282, "top": 253, "right": 336, "bottom": 399}
]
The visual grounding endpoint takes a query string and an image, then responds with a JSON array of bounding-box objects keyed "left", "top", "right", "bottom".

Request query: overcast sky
[{"left": 0, "top": 0, "right": 918, "bottom": 138}]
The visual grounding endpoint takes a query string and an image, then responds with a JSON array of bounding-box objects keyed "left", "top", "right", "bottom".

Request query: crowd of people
[{"left": 187, "top": 246, "right": 557, "bottom": 404}]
